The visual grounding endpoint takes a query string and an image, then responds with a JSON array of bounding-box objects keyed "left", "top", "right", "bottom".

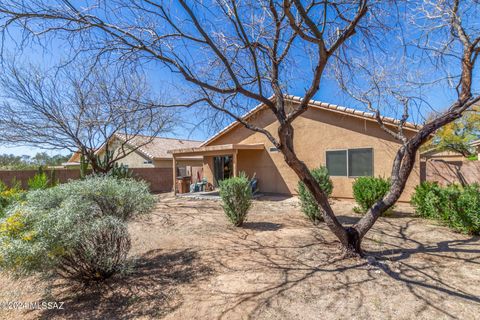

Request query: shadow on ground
[
  {"left": 195, "top": 219, "right": 480, "bottom": 320},
  {"left": 242, "top": 222, "right": 282, "bottom": 231},
  {"left": 37, "top": 249, "right": 212, "bottom": 320}
]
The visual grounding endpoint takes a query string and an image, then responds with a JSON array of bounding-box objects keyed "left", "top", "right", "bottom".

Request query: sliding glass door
[{"left": 213, "top": 155, "right": 233, "bottom": 186}]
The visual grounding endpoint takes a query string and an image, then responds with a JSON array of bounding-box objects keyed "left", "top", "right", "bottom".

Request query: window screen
[
  {"left": 348, "top": 148, "right": 373, "bottom": 177},
  {"left": 326, "top": 150, "right": 347, "bottom": 176}
]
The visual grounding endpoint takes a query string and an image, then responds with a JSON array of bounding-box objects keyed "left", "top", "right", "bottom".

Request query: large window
[{"left": 326, "top": 148, "right": 373, "bottom": 177}]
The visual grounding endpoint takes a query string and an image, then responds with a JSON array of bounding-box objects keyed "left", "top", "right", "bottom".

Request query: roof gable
[{"left": 202, "top": 95, "right": 421, "bottom": 147}]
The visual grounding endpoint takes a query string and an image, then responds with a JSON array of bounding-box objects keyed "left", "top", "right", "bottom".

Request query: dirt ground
[{"left": 0, "top": 193, "right": 479, "bottom": 320}]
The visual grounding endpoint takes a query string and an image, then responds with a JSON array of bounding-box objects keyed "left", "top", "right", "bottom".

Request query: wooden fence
[
  {"left": 425, "top": 160, "right": 480, "bottom": 186},
  {"left": 0, "top": 167, "right": 173, "bottom": 193}
]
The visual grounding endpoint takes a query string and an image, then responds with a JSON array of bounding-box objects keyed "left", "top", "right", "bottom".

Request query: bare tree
[
  {"left": 0, "top": 61, "right": 172, "bottom": 173},
  {"left": 0, "top": 0, "right": 478, "bottom": 256}
]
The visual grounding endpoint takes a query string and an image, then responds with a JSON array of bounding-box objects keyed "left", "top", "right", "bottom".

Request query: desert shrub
[
  {"left": 27, "top": 175, "right": 155, "bottom": 220},
  {"left": 352, "top": 177, "right": 391, "bottom": 214},
  {"left": 0, "top": 182, "right": 25, "bottom": 218},
  {"left": 219, "top": 172, "right": 252, "bottom": 227},
  {"left": 451, "top": 184, "right": 480, "bottom": 234},
  {"left": 27, "top": 172, "right": 50, "bottom": 190},
  {"left": 0, "top": 175, "right": 155, "bottom": 284},
  {"left": 411, "top": 182, "right": 480, "bottom": 234},
  {"left": 297, "top": 167, "right": 333, "bottom": 224},
  {"left": 411, "top": 181, "right": 444, "bottom": 218},
  {"left": 27, "top": 167, "right": 59, "bottom": 191}
]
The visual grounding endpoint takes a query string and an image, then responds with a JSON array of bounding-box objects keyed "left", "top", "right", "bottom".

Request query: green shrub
[
  {"left": 0, "top": 175, "right": 155, "bottom": 284},
  {"left": 452, "top": 184, "right": 480, "bottom": 234},
  {"left": 27, "top": 172, "right": 50, "bottom": 190},
  {"left": 0, "top": 183, "right": 25, "bottom": 218},
  {"left": 352, "top": 177, "right": 391, "bottom": 213},
  {"left": 219, "top": 172, "right": 252, "bottom": 227},
  {"left": 297, "top": 167, "right": 333, "bottom": 224},
  {"left": 411, "top": 182, "right": 480, "bottom": 234},
  {"left": 411, "top": 181, "right": 443, "bottom": 218},
  {"left": 107, "top": 163, "right": 133, "bottom": 179}
]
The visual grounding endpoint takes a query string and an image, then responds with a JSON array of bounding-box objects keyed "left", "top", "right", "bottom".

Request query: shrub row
[{"left": 411, "top": 182, "right": 480, "bottom": 234}]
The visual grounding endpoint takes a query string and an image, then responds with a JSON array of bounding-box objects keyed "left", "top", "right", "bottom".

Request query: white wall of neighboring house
[{"left": 96, "top": 138, "right": 155, "bottom": 168}]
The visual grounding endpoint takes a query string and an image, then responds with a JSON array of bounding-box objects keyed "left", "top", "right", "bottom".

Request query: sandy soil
[{"left": 0, "top": 193, "right": 479, "bottom": 320}]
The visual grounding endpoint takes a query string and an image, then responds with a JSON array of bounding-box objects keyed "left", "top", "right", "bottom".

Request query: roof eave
[{"left": 201, "top": 95, "right": 422, "bottom": 147}]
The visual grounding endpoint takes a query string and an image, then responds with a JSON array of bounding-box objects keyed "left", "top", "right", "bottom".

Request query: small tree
[
  {"left": 219, "top": 172, "right": 253, "bottom": 227},
  {"left": 0, "top": 63, "right": 172, "bottom": 174},
  {"left": 298, "top": 167, "right": 333, "bottom": 224}
]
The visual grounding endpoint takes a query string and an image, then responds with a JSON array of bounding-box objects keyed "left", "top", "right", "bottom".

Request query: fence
[
  {"left": 425, "top": 160, "right": 480, "bottom": 186},
  {"left": 0, "top": 167, "right": 174, "bottom": 193}
]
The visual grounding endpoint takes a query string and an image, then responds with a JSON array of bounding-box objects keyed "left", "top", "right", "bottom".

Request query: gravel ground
[{"left": 0, "top": 193, "right": 479, "bottom": 319}]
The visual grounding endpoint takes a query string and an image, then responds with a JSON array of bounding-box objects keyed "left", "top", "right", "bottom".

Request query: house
[
  {"left": 170, "top": 95, "right": 422, "bottom": 201},
  {"left": 471, "top": 140, "right": 480, "bottom": 159},
  {"left": 65, "top": 134, "right": 203, "bottom": 175},
  {"left": 420, "top": 148, "right": 466, "bottom": 164}
]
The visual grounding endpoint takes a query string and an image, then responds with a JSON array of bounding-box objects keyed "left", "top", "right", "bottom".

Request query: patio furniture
[
  {"left": 176, "top": 176, "right": 191, "bottom": 194},
  {"left": 190, "top": 178, "right": 209, "bottom": 193},
  {"left": 250, "top": 177, "right": 258, "bottom": 194}
]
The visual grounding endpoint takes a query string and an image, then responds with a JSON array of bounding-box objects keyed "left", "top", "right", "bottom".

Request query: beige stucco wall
[
  {"left": 97, "top": 140, "right": 154, "bottom": 168},
  {"left": 204, "top": 105, "right": 421, "bottom": 202}
]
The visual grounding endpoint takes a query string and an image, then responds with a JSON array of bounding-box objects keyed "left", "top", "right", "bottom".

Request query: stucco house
[
  {"left": 471, "top": 140, "right": 480, "bottom": 159},
  {"left": 65, "top": 134, "right": 203, "bottom": 172},
  {"left": 420, "top": 148, "right": 466, "bottom": 164},
  {"left": 170, "top": 95, "right": 422, "bottom": 201},
  {"left": 420, "top": 138, "right": 480, "bottom": 163}
]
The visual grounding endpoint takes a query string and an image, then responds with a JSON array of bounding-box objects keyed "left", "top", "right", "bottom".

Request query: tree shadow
[
  {"left": 37, "top": 249, "right": 212, "bottom": 320},
  {"left": 242, "top": 222, "right": 282, "bottom": 231},
  {"left": 363, "top": 220, "right": 480, "bottom": 317},
  {"left": 199, "top": 221, "right": 480, "bottom": 320}
]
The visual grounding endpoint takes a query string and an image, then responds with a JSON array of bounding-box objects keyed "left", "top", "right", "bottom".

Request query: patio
[
  {"left": 170, "top": 143, "right": 266, "bottom": 195},
  {"left": 176, "top": 190, "right": 264, "bottom": 200}
]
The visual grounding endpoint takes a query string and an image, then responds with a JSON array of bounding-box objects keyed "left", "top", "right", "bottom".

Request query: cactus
[
  {"left": 91, "top": 150, "right": 114, "bottom": 173},
  {"left": 79, "top": 154, "right": 89, "bottom": 179},
  {"left": 108, "top": 162, "right": 133, "bottom": 179}
]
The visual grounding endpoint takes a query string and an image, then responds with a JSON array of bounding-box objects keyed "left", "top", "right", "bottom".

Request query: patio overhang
[
  {"left": 168, "top": 143, "right": 265, "bottom": 157},
  {"left": 169, "top": 143, "right": 265, "bottom": 195}
]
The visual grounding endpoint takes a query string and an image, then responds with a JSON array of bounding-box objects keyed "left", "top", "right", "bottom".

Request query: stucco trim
[{"left": 170, "top": 143, "right": 265, "bottom": 156}]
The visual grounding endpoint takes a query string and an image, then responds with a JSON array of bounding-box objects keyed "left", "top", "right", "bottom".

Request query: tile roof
[
  {"left": 66, "top": 134, "right": 202, "bottom": 163},
  {"left": 201, "top": 94, "right": 421, "bottom": 147},
  {"left": 114, "top": 134, "right": 202, "bottom": 160}
]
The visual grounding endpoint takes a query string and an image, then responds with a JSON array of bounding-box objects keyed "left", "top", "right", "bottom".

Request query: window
[
  {"left": 348, "top": 148, "right": 373, "bottom": 176},
  {"left": 326, "top": 150, "right": 347, "bottom": 176},
  {"left": 326, "top": 148, "right": 373, "bottom": 177},
  {"left": 144, "top": 160, "right": 153, "bottom": 164},
  {"left": 269, "top": 147, "right": 279, "bottom": 153}
]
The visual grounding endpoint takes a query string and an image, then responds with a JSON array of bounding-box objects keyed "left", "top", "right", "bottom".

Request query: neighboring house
[
  {"left": 420, "top": 139, "right": 480, "bottom": 163},
  {"left": 471, "top": 140, "right": 480, "bottom": 159},
  {"left": 65, "top": 134, "right": 203, "bottom": 173},
  {"left": 420, "top": 148, "right": 466, "bottom": 164},
  {"left": 170, "top": 95, "right": 422, "bottom": 201}
]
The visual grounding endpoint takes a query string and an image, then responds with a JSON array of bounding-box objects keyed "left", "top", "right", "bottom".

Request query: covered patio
[{"left": 170, "top": 143, "right": 265, "bottom": 195}]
